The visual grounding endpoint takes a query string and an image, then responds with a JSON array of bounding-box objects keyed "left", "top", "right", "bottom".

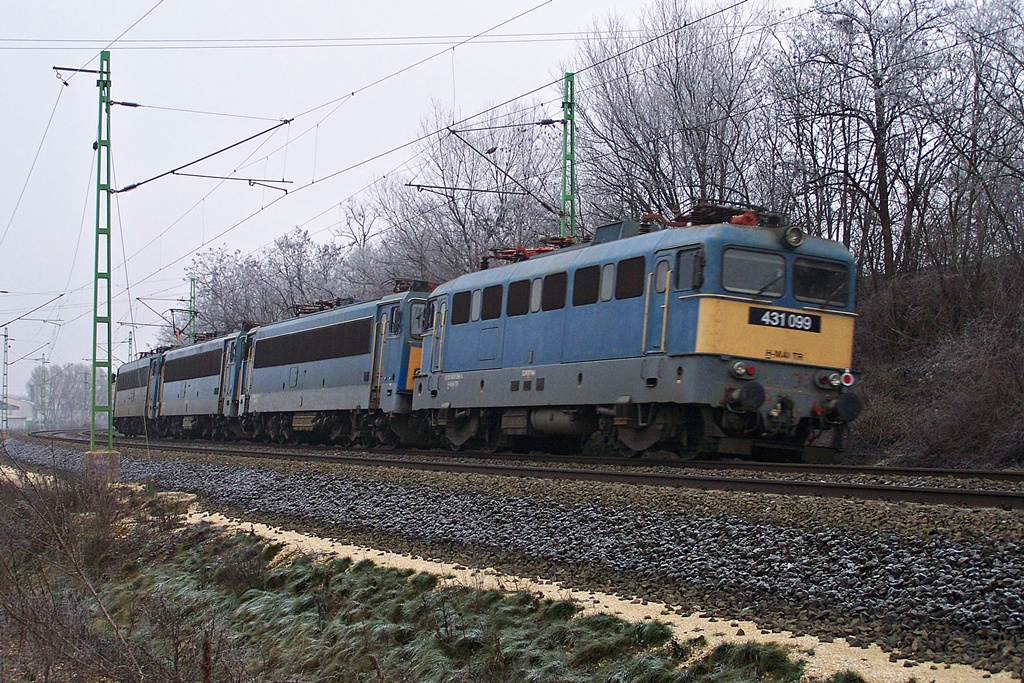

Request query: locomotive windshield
[
  {"left": 793, "top": 258, "right": 850, "bottom": 306},
  {"left": 410, "top": 301, "right": 430, "bottom": 338},
  {"left": 722, "top": 249, "right": 785, "bottom": 298}
]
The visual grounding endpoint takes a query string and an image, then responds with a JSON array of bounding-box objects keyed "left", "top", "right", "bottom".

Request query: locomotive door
[
  {"left": 430, "top": 299, "right": 447, "bottom": 373},
  {"left": 644, "top": 256, "right": 673, "bottom": 354},
  {"left": 222, "top": 338, "right": 240, "bottom": 417},
  {"left": 145, "top": 357, "right": 162, "bottom": 420},
  {"left": 369, "top": 308, "right": 389, "bottom": 411}
]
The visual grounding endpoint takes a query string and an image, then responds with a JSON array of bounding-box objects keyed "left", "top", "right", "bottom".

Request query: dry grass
[{"left": 0, "top": 443, "right": 862, "bottom": 682}]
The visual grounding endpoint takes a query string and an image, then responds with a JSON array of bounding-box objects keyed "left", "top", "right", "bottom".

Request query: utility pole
[
  {"left": 127, "top": 330, "right": 134, "bottom": 362},
  {"left": 560, "top": 72, "right": 577, "bottom": 240},
  {"left": 1, "top": 328, "right": 8, "bottom": 440},
  {"left": 83, "top": 50, "right": 119, "bottom": 477},
  {"left": 38, "top": 354, "right": 47, "bottom": 430},
  {"left": 83, "top": 370, "right": 89, "bottom": 428},
  {"left": 189, "top": 277, "right": 197, "bottom": 344}
]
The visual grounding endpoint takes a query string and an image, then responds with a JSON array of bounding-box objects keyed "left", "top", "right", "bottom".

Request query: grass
[{"left": 0, "top": 453, "right": 866, "bottom": 682}]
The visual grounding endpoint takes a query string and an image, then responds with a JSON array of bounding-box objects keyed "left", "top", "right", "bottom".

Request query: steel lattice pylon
[
  {"left": 90, "top": 51, "right": 114, "bottom": 451},
  {"left": 2, "top": 328, "right": 8, "bottom": 440}
]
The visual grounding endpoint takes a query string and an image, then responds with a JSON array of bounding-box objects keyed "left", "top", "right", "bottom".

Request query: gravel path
[{"left": 5, "top": 438, "right": 1024, "bottom": 679}]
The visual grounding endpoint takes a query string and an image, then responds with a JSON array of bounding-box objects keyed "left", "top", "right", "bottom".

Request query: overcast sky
[{"left": 0, "top": 0, "right": 740, "bottom": 396}]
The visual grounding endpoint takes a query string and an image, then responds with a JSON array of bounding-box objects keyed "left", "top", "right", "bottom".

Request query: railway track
[{"left": 28, "top": 430, "right": 1024, "bottom": 510}]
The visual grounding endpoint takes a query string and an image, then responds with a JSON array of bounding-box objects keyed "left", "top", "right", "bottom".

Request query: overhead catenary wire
[
  {"left": 112, "top": 118, "right": 293, "bottom": 194},
  {"left": 0, "top": 85, "right": 66, "bottom": 251},
  {"left": 61, "top": 0, "right": 997, "bottom": 351},
  {"left": 109, "top": 101, "right": 282, "bottom": 122},
  {"left": 60, "top": 0, "right": 167, "bottom": 84},
  {"left": 0, "top": 30, "right": 656, "bottom": 50},
  {"left": 100, "top": 0, "right": 771, "bottom": 295}
]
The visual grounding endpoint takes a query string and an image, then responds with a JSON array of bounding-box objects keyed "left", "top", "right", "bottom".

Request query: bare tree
[
  {"left": 768, "top": 0, "right": 954, "bottom": 275},
  {"left": 25, "top": 363, "right": 104, "bottom": 429},
  {"left": 365, "top": 103, "right": 561, "bottom": 284},
  {"left": 186, "top": 228, "right": 353, "bottom": 335},
  {"left": 575, "top": 1, "right": 773, "bottom": 222}
]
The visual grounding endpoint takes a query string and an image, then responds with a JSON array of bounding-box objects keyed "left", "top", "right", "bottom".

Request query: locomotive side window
[
  {"left": 118, "top": 367, "right": 148, "bottom": 390},
  {"left": 654, "top": 260, "right": 670, "bottom": 293},
  {"left": 793, "top": 258, "right": 849, "bottom": 306},
  {"left": 615, "top": 256, "right": 646, "bottom": 299},
  {"left": 541, "top": 271, "right": 568, "bottom": 311},
  {"left": 253, "top": 317, "right": 373, "bottom": 368},
  {"left": 722, "top": 249, "right": 785, "bottom": 298},
  {"left": 388, "top": 305, "right": 402, "bottom": 336},
  {"left": 411, "top": 301, "right": 430, "bottom": 337},
  {"left": 507, "top": 280, "right": 530, "bottom": 316},
  {"left": 481, "top": 285, "right": 503, "bottom": 320},
  {"left": 530, "top": 278, "right": 543, "bottom": 313},
  {"left": 572, "top": 265, "right": 600, "bottom": 306},
  {"left": 163, "top": 350, "right": 222, "bottom": 382},
  {"left": 451, "top": 291, "right": 471, "bottom": 325},
  {"left": 600, "top": 263, "right": 615, "bottom": 301},
  {"left": 471, "top": 289, "right": 483, "bottom": 322},
  {"left": 676, "top": 248, "right": 703, "bottom": 291}
]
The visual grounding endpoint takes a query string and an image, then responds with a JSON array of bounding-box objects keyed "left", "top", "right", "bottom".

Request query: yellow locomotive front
[{"left": 663, "top": 217, "right": 861, "bottom": 459}]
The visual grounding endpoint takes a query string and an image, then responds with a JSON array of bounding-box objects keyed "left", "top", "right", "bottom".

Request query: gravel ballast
[{"left": 5, "top": 438, "right": 1024, "bottom": 679}]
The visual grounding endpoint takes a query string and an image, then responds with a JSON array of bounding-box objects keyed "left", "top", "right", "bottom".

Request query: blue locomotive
[{"left": 114, "top": 203, "right": 861, "bottom": 460}]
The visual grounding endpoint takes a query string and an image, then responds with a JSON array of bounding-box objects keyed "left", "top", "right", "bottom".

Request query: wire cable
[{"left": 0, "top": 85, "right": 66, "bottom": 251}]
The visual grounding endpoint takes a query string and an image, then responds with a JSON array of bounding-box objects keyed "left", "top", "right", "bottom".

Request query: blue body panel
[{"left": 160, "top": 337, "right": 227, "bottom": 417}]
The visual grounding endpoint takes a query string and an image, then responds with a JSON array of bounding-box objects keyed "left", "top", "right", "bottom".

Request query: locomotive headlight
[
  {"left": 815, "top": 370, "right": 856, "bottom": 389},
  {"left": 815, "top": 371, "right": 841, "bottom": 389},
  {"left": 731, "top": 361, "right": 756, "bottom": 379},
  {"left": 782, "top": 226, "right": 805, "bottom": 249}
]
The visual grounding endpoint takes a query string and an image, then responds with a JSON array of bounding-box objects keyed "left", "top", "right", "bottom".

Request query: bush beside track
[{"left": 851, "top": 263, "right": 1024, "bottom": 468}]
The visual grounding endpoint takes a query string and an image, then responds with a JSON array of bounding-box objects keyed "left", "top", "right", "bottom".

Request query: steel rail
[
  {"left": 30, "top": 431, "right": 1024, "bottom": 510},
  {"left": 78, "top": 431, "right": 1024, "bottom": 483}
]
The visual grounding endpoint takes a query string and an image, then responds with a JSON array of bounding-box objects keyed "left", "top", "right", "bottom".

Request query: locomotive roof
[
  {"left": 432, "top": 221, "right": 855, "bottom": 297},
  {"left": 249, "top": 290, "right": 412, "bottom": 339}
]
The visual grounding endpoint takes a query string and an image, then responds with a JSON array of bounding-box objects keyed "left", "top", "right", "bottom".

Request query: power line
[
  {"left": 0, "top": 30, "right": 653, "bottom": 49},
  {"left": 61, "top": 0, "right": 167, "bottom": 84},
  {"left": 104, "top": 0, "right": 765, "bottom": 296},
  {"left": 0, "top": 86, "right": 66, "bottom": 251},
  {"left": 109, "top": 101, "right": 282, "bottom": 122},
  {"left": 111, "top": 119, "right": 293, "bottom": 194},
  {"left": 293, "top": 0, "right": 554, "bottom": 120}
]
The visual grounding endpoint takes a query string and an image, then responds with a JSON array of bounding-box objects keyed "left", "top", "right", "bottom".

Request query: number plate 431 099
[{"left": 747, "top": 307, "right": 821, "bottom": 333}]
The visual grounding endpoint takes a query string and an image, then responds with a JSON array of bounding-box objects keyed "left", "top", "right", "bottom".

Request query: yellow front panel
[
  {"left": 694, "top": 296, "right": 854, "bottom": 368},
  {"left": 406, "top": 346, "right": 423, "bottom": 391}
]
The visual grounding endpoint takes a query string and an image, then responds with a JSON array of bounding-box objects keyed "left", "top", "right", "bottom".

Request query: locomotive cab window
[
  {"left": 615, "top": 256, "right": 645, "bottom": 299},
  {"left": 573, "top": 265, "right": 600, "bottom": 306},
  {"left": 388, "top": 306, "right": 402, "bottom": 336},
  {"left": 600, "top": 263, "right": 615, "bottom": 301},
  {"left": 410, "top": 301, "right": 430, "bottom": 337},
  {"left": 530, "top": 278, "right": 543, "bottom": 313},
  {"left": 722, "top": 249, "right": 785, "bottom": 298},
  {"left": 507, "top": 280, "right": 530, "bottom": 316},
  {"left": 542, "top": 272, "right": 568, "bottom": 311},
  {"left": 793, "top": 258, "right": 849, "bottom": 306},
  {"left": 481, "top": 285, "right": 503, "bottom": 320},
  {"left": 470, "top": 289, "right": 483, "bottom": 322},
  {"left": 676, "top": 248, "right": 703, "bottom": 291},
  {"left": 654, "top": 260, "right": 671, "bottom": 293},
  {"left": 421, "top": 301, "right": 434, "bottom": 335},
  {"left": 451, "top": 291, "right": 471, "bottom": 325}
]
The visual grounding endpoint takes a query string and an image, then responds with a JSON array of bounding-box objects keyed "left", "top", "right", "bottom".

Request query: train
[{"left": 113, "top": 202, "right": 862, "bottom": 461}]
